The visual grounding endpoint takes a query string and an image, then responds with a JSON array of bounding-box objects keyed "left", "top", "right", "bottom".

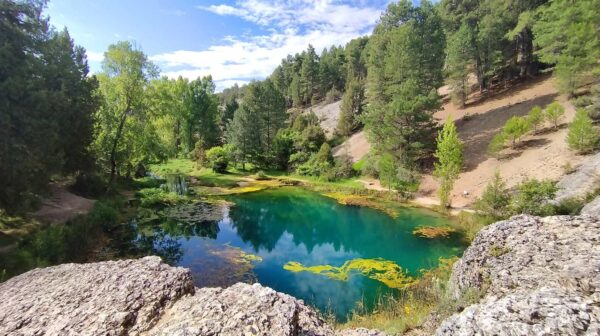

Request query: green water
[{"left": 0, "top": 186, "right": 465, "bottom": 320}]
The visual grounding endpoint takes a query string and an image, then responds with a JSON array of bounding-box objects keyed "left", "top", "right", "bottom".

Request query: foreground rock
[
  {"left": 438, "top": 215, "right": 600, "bottom": 335},
  {"left": 0, "top": 256, "right": 383, "bottom": 336},
  {"left": 0, "top": 256, "right": 194, "bottom": 335}
]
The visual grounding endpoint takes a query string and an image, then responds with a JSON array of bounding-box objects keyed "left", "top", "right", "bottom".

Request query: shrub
[
  {"left": 325, "top": 87, "right": 342, "bottom": 104},
  {"left": 88, "top": 201, "right": 119, "bottom": 229},
  {"left": 567, "top": 109, "right": 599, "bottom": 153},
  {"left": 502, "top": 116, "right": 530, "bottom": 148},
  {"left": 544, "top": 102, "right": 565, "bottom": 129},
  {"left": 526, "top": 106, "right": 544, "bottom": 133},
  {"left": 71, "top": 173, "right": 106, "bottom": 198},
  {"left": 487, "top": 132, "right": 506, "bottom": 156},
  {"left": 474, "top": 171, "right": 511, "bottom": 219},
  {"left": 205, "top": 146, "right": 230, "bottom": 173},
  {"left": 554, "top": 197, "right": 585, "bottom": 215},
  {"left": 511, "top": 179, "right": 557, "bottom": 216},
  {"left": 333, "top": 155, "right": 356, "bottom": 179}
]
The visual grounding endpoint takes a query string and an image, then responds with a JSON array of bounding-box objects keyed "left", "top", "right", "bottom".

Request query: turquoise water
[
  {"left": 172, "top": 187, "right": 465, "bottom": 319},
  {"left": 0, "top": 186, "right": 465, "bottom": 320}
]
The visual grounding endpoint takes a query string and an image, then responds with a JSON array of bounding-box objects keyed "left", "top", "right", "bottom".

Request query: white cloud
[
  {"left": 154, "top": 1, "right": 386, "bottom": 91},
  {"left": 86, "top": 51, "right": 104, "bottom": 62}
]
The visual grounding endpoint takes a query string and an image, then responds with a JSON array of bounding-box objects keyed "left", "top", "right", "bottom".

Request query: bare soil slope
[
  {"left": 333, "top": 75, "right": 587, "bottom": 208},
  {"left": 421, "top": 75, "right": 585, "bottom": 207}
]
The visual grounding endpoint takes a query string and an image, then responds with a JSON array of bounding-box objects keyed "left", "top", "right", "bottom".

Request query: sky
[{"left": 45, "top": 1, "right": 421, "bottom": 91}]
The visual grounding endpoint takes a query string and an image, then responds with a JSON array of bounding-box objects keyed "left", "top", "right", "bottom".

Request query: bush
[
  {"left": 527, "top": 106, "right": 544, "bottom": 133},
  {"left": 474, "top": 171, "right": 511, "bottom": 219},
  {"left": 205, "top": 146, "right": 230, "bottom": 173},
  {"left": 503, "top": 116, "right": 530, "bottom": 148},
  {"left": 325, "top": 87, "right": 342, "bottom": 104},
  {"left": 487, "top": 132, "right": 506, "bottom": 156},
  {"left": 567, "top": 108, "right": 599, "bottom": 153},
  {"left": 88, "top": 201, "right": 119, "bottom": 230},
  {"left": 554, "top": 197, "right": 585, "bottom": 215},
  {"left": 544, "top": 102, "right": 565, "bottom": 129},
  {"left": 333, "top": 155, "right": 356, "bottom": 179},
  {"left": 71, "top": 173, "right": 106, "bottom": 198},
  {"left": 511, "top": 179, "right": 557, "bottom": 216}
]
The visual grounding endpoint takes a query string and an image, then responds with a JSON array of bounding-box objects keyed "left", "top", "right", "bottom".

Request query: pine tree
[
  {"left": 337, "top": 77, "right": 365, "bottom": 136},
  {"left": 446, "top": 23, "right": 474, "bottom": 108},
  {"left": 527, "top": 106, "right": 544, "bottom": 133},
  {"left": 475, "top": 170, "right": 511, "bottom": 219},
  {"left": 544, "top": 102, "right": 565, "bottom": 129},
  {"left": 503, "top": 116, "right": 530, "bottom": 148},
  {"left": 434, "top": 118, "right": 464, "bottom": 207},
  {"left": 567, "top": 109, "right": 599, "bottom": 153}
]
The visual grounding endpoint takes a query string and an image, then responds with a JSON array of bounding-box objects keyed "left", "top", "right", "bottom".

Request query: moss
[
  {"left": 283, "top": 258, "right": 416, "bottom": 289},
  {"left": 412, "top": 226, "right": 456, "bottom": 239},
  {"left": 322, "top": 192, "right": 400, "bottom": 218},
  {"left": 489, "top": 245, "right": 511, "bottom": 258}
]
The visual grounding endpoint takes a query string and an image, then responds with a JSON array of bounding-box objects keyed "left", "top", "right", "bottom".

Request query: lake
[{"left": 0, "top": 186, "right": 465, "bottom": 321}]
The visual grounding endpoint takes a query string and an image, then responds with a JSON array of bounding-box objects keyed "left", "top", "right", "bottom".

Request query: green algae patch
[
  {"left": 283, "top": 258, "right": 416, "bottom": 289},
  {"left": 412, "top": 226, "right": 456, "bottom": 239},
  {"left": 321, "top": 192, "right": 400, "bottom": 218}
]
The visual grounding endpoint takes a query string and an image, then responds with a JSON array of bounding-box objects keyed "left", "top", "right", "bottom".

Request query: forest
[{"left": 1, "top": 0, "right": 599, "bottom": 217}]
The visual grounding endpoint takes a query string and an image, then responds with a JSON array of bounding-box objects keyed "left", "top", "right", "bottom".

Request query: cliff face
[
  {"left": 438, "top": 215, "right": 600, "bottom": 335},
  {"left": 1, "top": 215, "right": 598, "bottom": 336}
]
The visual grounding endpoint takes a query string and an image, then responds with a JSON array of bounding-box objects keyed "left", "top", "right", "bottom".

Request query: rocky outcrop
[
  {"left": 437, "top": 215, "right": 600, "bottom": 335},
  {"left": 0, "top": 256, "right": 194, "bottom": 335},
  {"left": 554, "top": 152, "right": 600, "bottom": 203},
  {"left": 582, "top": 196, "right": 600, "bottom": 216},
  {"left": 0, "top": 256, "right": 383, "bottom": 336}
]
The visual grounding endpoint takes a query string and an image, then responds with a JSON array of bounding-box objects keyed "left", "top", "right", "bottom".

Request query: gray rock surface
[
  {"left": 0, "top": 256, "right": 383, "bottom": 336},
  {"left": 554, "top": 152, "right": 600, "bottom": 203},
  {"left": 582, "top": 196, "right": 600, "bottom": 216},
  {"left": 437, "top": 215, "right": 600, "bottom": 335},
  {"left": 0, "top": 256, "right": 194, "bottom": 336},
  {"left": 146, "top": 283, "right": 334, "bottom": 336}
]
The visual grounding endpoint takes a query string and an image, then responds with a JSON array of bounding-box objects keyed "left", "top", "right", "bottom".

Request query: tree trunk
[{"left": 109, "top": 108, "right": 130, "bottom": 184}]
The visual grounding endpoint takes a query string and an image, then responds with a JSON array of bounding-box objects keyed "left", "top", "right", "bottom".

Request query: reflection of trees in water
[{"left": 228, "top": 189, "right": 466, "bottom": 263}]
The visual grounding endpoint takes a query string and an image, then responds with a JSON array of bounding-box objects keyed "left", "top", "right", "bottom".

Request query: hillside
[{"left": 331, "top": 74, "right": 588, "bottom": 207}]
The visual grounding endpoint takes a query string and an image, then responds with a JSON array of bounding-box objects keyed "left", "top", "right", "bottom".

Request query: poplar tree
[{"left": 434, "top": 118, "right": 464, "bottom": 207}]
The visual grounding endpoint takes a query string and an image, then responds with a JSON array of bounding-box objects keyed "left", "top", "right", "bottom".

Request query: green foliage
[
  {"left": 337, "top": 77, "right": 365, "bottom": 136},
  {"left": 567, "top": 109, "right": 599, "bottom": 153},
  {"left": 364, "top": 1, "right": 445, "bottom": 167},
  {"left": 205, "top": 146, "right": 230, "bottom": 173},
  {"left": 502, "top": 116, "right": 530, "bottom": 148},
  {"left": 137, "top": 188, "right": 186, "bottom": 207},
  {"left": 527, "top": 106, "right": 544, "bottom": 133},
  {"left": 544, "top": 102, "right": 565, "bottom": 129},
  {"left": 434, "top": 119, "right": 463, "bottom": 207},
  {"left": 226, "top": 80, "right": 286, "bottom": 168},
  {"left": 511, "top": 179, "right": 558, "bottom": 216},
  {"left": 0, "top": 1, "right": 98, "bottom": 212},
  {"left": 554, "top": 197, "right": 585, "bottom": 216},
  {"left": 533, "top": 0, "right": 600, "bottom": 95},
  {"left": 487, "top": 132, "right": 507, "bottom": 156},
  {"left": 94, "top": 41, "right": 159, "bottom": 182},
  {"left": 474, "top": 171, "right": 511, "bottom": 220},
  {"left": 446, "top": 23, "right": 474, "bottom": 107}
]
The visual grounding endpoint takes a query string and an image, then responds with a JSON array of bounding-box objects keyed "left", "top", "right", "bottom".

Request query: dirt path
[{"left": 31, "top": 183, "right": 96, "bottom": 224}]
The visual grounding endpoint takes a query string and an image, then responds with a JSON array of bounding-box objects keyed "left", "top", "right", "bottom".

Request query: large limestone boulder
[
  {"left": 437, "top": 215, "right": 600, "bottom": 335},
  {"left": 0, "top": 256, "right": 383, "bottom": 336},
  {"left": 0, "top": 256, "right": 194, "bottom": 335}
]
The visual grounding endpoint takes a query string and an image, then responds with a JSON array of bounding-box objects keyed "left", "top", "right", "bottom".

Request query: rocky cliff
[
  {"left": 1, "top": 215, "right": 598, "bottom": 335},
  {"left": 437, "top": 215, "right": 599, "bottom": 335}
]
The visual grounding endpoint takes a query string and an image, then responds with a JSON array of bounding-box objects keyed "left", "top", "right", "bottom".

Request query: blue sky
[{"left": 46, "top": 1, "right": 421, "bottom": 91}]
